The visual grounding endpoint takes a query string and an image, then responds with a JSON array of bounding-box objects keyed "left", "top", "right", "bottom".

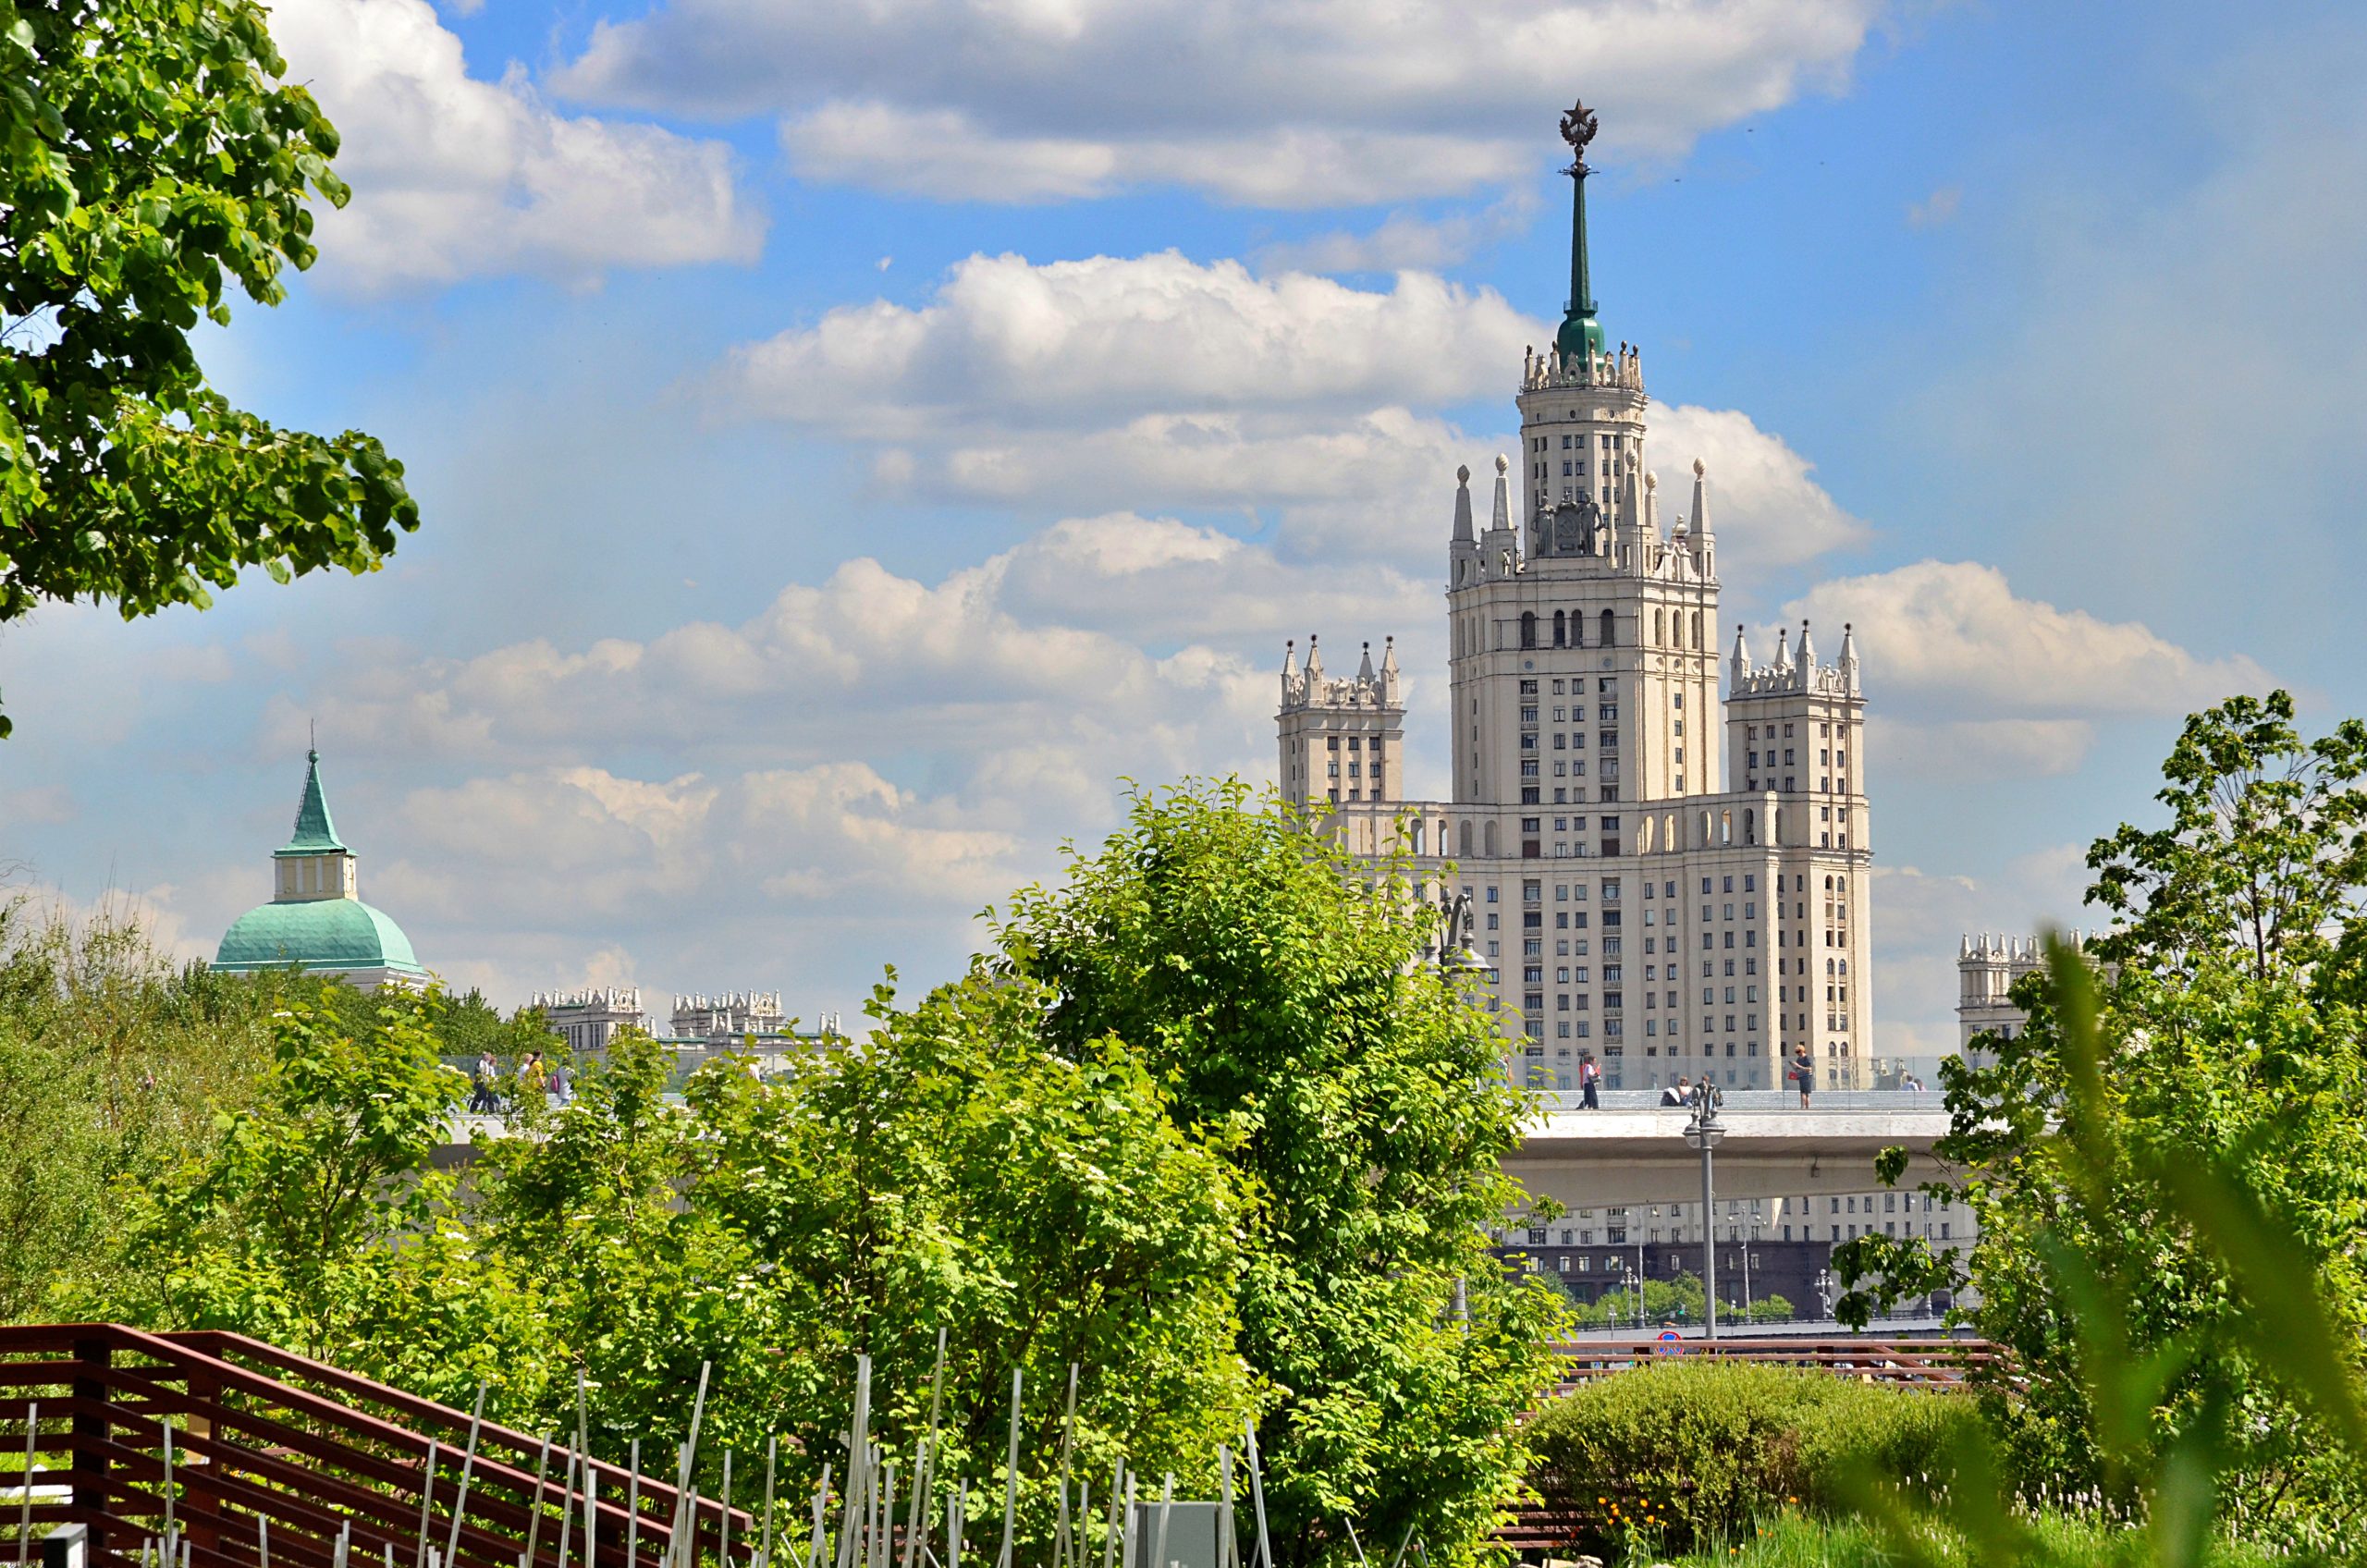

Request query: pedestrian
[
  {"left": 1790, "top": 1047, "right": 1814, "bottom": 1109},
  {"left": 470, "top": 1049, "right": 499, "bottom": 1113},
  {"left": 1579, "top": 1052, "right": 1601, "bottom": 1109},
  {"left": 1660, "top": 1074, "right": 1689, "bottom": 1108},
  {"left": 548, "top": 1061, "right": 570, "bottom": 1108},
  {"left": 520, "top": 1049, "right": 546, "bottom": 1107}
]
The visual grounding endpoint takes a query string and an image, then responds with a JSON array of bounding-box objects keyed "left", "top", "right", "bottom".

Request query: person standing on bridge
[
  {"left": 1660, "top": 1075, "right": 1690, "bottom": 1108},
  {"left": 1789, "top": 1047, "right": 1814, "bottom": 1109},
  {"left": 1579, "top": 1052, "right": 1600, "bottom": 1109},
  {"left": 470, "top": 1049, "right": 499, "bottom": 1113}
]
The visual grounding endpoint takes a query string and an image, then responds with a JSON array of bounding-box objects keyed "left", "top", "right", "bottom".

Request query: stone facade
[
  {"left": 1955, "top": 930, "right": 2103, "bottom": 1069},
  {"left": 533, "top": 987, "right": 648, "bottom": 1057},
  {"left": 1283, "top": 290, "right": 1873, "bottom": 1095}
]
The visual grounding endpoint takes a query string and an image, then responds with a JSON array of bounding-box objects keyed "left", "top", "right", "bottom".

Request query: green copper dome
[
  {"left": 213, "top": 748, "right": 430, "bottom": 986},
  {"left": 215, "top": 898, "right": 427, "bottom": 977}
]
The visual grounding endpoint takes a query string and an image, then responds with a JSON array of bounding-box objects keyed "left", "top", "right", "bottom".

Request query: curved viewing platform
[{"left": 1510, "top": 1091, "right": 1956, "bottom": 1206}]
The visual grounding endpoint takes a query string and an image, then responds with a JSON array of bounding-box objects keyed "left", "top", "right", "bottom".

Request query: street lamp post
[
  {"left": 1432, "top": 890, "right": 1493, "bottom": 1329},
  {"left": 1634, "top": 1218, "right": 1648, "bottom": 1330},
  {"left": 1683, "top": 1087, "right": 1726, "bottom": 1341},
  {"left": 1742, "top": 1217, "right": 1757, "bottom": 1325}
]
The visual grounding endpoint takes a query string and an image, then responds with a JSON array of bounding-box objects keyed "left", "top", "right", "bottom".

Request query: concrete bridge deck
[
  {"left": 443, "top": 1092, "right": 1956, "bottom": 1207},
  {"left": 1510, "top": 1091, "right": 1954, "bottom": 1207}
]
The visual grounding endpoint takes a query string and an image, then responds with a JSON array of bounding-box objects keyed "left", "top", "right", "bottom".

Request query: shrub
[{"left": 1525, "top": 1360, "right": 1973, "bottom": 1552}]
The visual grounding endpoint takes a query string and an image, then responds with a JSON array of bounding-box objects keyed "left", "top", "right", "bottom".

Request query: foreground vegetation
[
  {"left": 1662, "top": 1511, "right": 2292, "bottom": 1568},
  {"left": 8, "top": 695, "right": 2367, "bottom": 1563},
  {"left": 2, "top": 784, "right": 1564, "bottom": 1568},
  {"left": 1834, "top": 693, "right": 2367, "bottom": 1555}
]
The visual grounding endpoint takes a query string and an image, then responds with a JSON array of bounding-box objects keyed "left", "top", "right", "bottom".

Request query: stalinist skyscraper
[{"left": 1278, "top": 102, "right": 1872, "bottom": 1094}]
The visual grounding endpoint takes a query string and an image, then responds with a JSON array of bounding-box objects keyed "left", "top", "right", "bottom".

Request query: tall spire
[
  {"left": 1490, "top": 453, "right": 1512, "bottom": 531},
  {"left": 1452, "top": 464, "right": 1475, "bottom": 541},
  {"left": 1688, "top": 458, "right": 1711, "bottom": 537},
  {"left": 283, "top": 748, "right": 345, "bottom": 854},
  {"left": 1554, "top": 98, "right": 1605, "bottom": 364}
]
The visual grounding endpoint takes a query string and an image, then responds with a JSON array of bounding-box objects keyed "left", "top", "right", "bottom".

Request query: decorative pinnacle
[
  {"left": 1554, "top": 93, "right": 1604, "bottom": 363},
  {"left": 1559, "top": 99, "right": 1600, "bottom": 165},
  {"left": 1495, "top": 452, "right": 1509, "bottom": 474},
  {"left": 1456, "top": 463, "right": 1471, "bottom": 484},
  {"left": 1693, "top": 457, "right": 1705, "bottom": 476}
]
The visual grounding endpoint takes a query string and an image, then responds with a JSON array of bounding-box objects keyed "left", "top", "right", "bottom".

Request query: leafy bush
[{"left": 1526, "top": 1360, "right": 1973, "bottom": 1551}]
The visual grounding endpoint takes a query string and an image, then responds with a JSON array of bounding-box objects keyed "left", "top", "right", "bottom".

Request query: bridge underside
[{"left": 1507, "top": 1109, "right": 1954, "bottom": 1207}]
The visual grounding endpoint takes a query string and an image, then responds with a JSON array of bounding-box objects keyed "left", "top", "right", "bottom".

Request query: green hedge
[{"left": 1525, "top": 1360, "right": 1974, "bottom": 1553}]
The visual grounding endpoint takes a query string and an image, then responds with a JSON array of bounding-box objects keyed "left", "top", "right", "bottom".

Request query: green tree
[
  {"left": 1, "top": 0, "right": 417, "bottom": 736},
  {"left": 0, "top": 895, "right": 276, "bottom": 1317},
  {"left": 663, "top": 974, "right": 1254, "bottom": 1498},
  {"left": 1569, "top": 1270, "right": 1706, "bottom": 1329},
  {"left": 103, "top": 989, "right": 471, "bottom": 1360},
  {"left": 454, "top": 981, "right": 1256, "bottom": 1519},
  {"left": 1835, "top": 692, "right": 2367, "bottom": 1535},
  {"left": 989, "top": 780, "right": 1569, "bottom": 1567}
]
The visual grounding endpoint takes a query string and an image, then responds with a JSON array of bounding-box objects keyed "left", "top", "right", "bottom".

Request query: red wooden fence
[
  {"left": 0, "top": 1325, "right": 752, "bottom": 1568},
  {"left": 1546, "top": 1334, "right": 1999, "bottom": 1393}
]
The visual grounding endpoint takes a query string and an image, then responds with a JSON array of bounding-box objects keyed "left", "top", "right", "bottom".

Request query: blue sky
[{"left": 6, "top": 0, "right": 2361, "bottom": 1050}]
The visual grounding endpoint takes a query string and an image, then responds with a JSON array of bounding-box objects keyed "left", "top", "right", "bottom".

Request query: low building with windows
[
  {"left": 532, "top": 986, "right": 844, "bottom": 1077},
  {"left": 534, "top": 987, "right": 649, "bottom": 1056}
]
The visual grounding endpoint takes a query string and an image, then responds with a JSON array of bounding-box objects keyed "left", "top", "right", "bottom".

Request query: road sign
[{"left": 1655, "top": 1329, "right": 1683, "bottom": 1355}]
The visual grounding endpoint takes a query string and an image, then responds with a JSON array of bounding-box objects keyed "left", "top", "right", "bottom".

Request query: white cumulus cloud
[
  {"left": 555, "top": 0, "right": 1887, "bottom": 207},
  {"left": 1783, "top": 560, "right": 2270, "bottom": 717},
  {"left": 272, "top": 0, "right": 763, "bottom": 290},
  {"left": 717, "top": 251, "right": 1864, "bottom": 572},
  {"left": 719, "top": 253, "right": 1529, "bottom": 430}
]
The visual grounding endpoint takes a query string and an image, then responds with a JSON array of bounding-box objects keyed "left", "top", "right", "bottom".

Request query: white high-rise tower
[{"left": 1282, "top": 100, "right": 1873, "bottom": 1093}]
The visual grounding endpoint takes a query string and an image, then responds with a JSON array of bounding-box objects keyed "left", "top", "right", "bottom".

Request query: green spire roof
[
  {"left": 1554, "top": 97, "right": 1606, "bottom": 363},
  {"left": 276, "top": 749, "right": 347, "bottom": 857}
]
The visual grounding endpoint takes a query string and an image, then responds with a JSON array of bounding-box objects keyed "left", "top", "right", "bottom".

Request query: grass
[{"left": 1643, "top": 1509, "right": 2293, "bottom": 1567}]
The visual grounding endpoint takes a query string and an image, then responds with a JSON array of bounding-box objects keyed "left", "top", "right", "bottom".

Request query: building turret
[
  {"left": 1618, "top": 449, "right": 1643, "bottom": 559},
  {"left": 1728, "top": 622, "right": 1749, "bottom": 690},
  {"left": 1838, "top": 622, "right": 1860, "bottom": 695},
  {"left": 1277, "top": 629, "right": 1404, "bottom": 814},
  {"left": 1796, "top": 620, "right": 1818, "bottom": 689},
  {"left": 1687, "top": 458, "right": 1714, "bottom": 576},
  {"left": 1449, "top": 464, "right": 1481, "bottom": 589}
]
